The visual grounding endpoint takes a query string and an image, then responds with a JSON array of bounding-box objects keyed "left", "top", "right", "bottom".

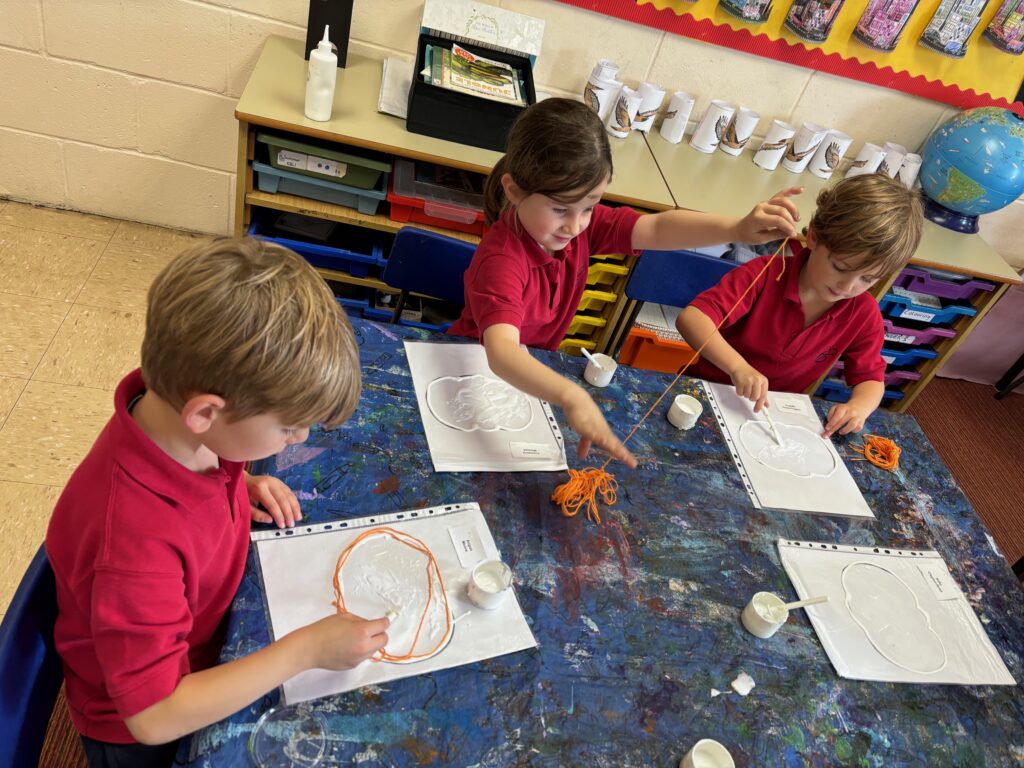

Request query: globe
[{"left": 919, "top": 107, "right": 1024, "bottom": 234}]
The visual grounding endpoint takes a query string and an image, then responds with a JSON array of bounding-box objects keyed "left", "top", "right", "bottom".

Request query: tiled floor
[{"left": 0, "top": 199, "right": 212, "bottom": 618}]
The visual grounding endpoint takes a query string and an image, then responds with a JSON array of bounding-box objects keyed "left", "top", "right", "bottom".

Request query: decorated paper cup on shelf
[
  {"left": 753, "top": 119, "right": 796, "bottom": 170},
  {"left": 719, "top": 107, "right": 760, "bottom": 156},
  {"left": 680, "top": 739, "right": 736, "bottom": 768},
  {"left": 877, "top": 142, "right": 907, "bottom": 179},
  {"left": 606, "top": 86, "right": 642, "bottom": 139},
  {"left": 898, "top": 152, "right": 923, "bottom": 189},
  {"left": 782, "top": 122, "right": 828, "bottom": 173},
  {"left": 689, "top": 100, "right": 736, "bottom": 153},
  {"left": 845, "top": 142, "right": 885, "bottom": 178},
  {"left": 584, "top": 59, "right": 622, "bottom": 122},
  {"left": 659, "top": 91, "right": 695, "bottom": 145},
  {"left": 667, "top": 394, "right": 702, "bottom": 430},
  {"left": 807, "top": 130, "right": 853, "bottom": 179},
  {"left": 632, "top": 82, "right": 667, "bottom": 133},
  {"left": 584, "top": 353, "right": 618, "bottom": 387},
  {"left": 741, "top": 591, "right": 788, "bottom": 638},
  {"left": 467, "top": 559, "right": 513, "bottom": 610}
]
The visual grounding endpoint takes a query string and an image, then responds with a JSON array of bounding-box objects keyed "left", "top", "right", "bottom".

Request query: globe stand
[{"left": 921, "top": 194, "right": 979, "bottom": 234}]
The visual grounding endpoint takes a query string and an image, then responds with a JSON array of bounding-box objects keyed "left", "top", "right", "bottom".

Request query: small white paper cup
[
  {"left": 782, "top": 122, "right": 827, "bottom": 173},
  {"left": 845, "top": 142, "right": 885, "bottom": 178},
  {"left": 659, "top": 91, "right": 695, "bottom": 144},
  {"left": 753, "top": 119, "right": 796, "bottom": 171},
  {"left": 584, "top": 353, "right": 618, "bottom": 387},
  {"left": 606, "top": 86, "right": 642, "bottom": 139},
  {"left": 878, "top": 142, "right": 907, "bottom": 179},
  {"left": 718, "top": 107, "right": 760, "bottom": 156},
  {"left": 467, "top": 559, "right": 512, "bottom": 610},
  {"left": 632, "top": 82, "right": 666, "bottom": 133},
  {"left": 680, "top": 739, "right": 736, "bottom": 768},
  {"left": 898, "top": 152, "right": 923, "bottom": 189},
  {"left": 689, "top": 100, "right": 736, "bottom": 153},
  {"left": 807, "top": 130, "right": 852, "bottom": 179},
  {"left": 741, "top": 591, "right": 789, "bottom": 638},
  {"left": 667, "top": 394, "right": 702, "bottom": 430}
]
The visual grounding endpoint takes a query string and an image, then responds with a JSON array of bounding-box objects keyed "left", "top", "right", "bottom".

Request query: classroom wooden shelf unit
[{"left": 235, "top": 35, "right": 1020, "bottom": 412}]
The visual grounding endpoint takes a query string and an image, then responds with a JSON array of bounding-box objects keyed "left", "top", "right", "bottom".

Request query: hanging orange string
[
  {"left": 334, "top": 526, "right": 453, "bottom": 662},
  {"left": 552, "top": 239, "right": 790, "bottom": 523},
  {"left": 850, "top": 434, "right": 901, "bottom": 471}
]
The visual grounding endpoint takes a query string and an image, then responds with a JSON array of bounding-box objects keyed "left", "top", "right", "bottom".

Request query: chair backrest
[
  {"left": 0, "top": 546, "right": 63, "bottom": 768},
  {"left": 381, "top": 227, "right": 477, "bottom": 306},
  {"left": 625, "top": 248, "right": 738, "bottom": 308}
]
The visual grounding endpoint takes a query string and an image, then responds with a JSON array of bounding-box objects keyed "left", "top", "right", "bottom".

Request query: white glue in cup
[
  {"left": 741, "top": 591, "right": 789, "bottom": 638},
  {"left": 467, "top": 559, "right": 512, "bottom": 610},
  {"left": 584, "top": 353, "right": 618, "bottom": 387},
  {"left": 667, "top": 394, "right": 702, "bottom": 430},
  {"left": 680, "top": 739, "right": 736, "bottom": 768}
]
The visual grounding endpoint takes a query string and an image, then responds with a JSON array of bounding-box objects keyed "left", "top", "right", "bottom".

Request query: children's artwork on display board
[
  {"left": 984, "top": 0, "right": 1024, "bottom": 52},
  {"left": 551, "top": 0, "right": 1024, "bottom": 114}
]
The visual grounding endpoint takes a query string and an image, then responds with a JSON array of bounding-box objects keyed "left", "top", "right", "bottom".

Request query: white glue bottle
[{"left": 304, "top": 25, "right": 337, "bottom": 122}]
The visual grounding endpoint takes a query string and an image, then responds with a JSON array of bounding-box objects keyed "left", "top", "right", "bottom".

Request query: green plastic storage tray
[{"left": 256, "top": 132, "right": 390, "bottom": 190}]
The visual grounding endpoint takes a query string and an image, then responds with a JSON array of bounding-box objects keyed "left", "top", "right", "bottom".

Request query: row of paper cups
[
  {"left": 660, "top": 93, "right": 922, "bottom": 186},
  {"left": 586, "top": 60, "right": 668, "bottom": 138}
]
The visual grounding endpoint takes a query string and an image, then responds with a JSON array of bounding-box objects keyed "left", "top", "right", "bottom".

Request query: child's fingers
[
  {"left": 250, "top": 507, "right": 275, "bottom": 525},
  {"left": 251, "top": 502, "right": 286, "bottom": 528},
  {"left": 270, "top": 483, "right": 302, "bottom": 523},
  {"left": 822, "top": 407, "right": 847, "bottom": 438},
  {"left": 593, "top": 429, "right": 637, "bottom": 469},
  {"left": 577, "top": 437, "right": 593, "bottom": 460}
]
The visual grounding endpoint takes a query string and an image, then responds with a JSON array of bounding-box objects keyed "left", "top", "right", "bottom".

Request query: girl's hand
[
  {"left": 246, "top": 473, "right": 302, "bottom": 528},
  {"left": 563, "top": 386, "right": 637, "bottom": 468},
  {"left": 729, "top": 363, "right": 770, "bottom": 412},
  {"left": 735, "top": 187, "right": 802, "bottom": 244},
  {"left": 823, "top": 402, "right": 869, "bottom": 438}
]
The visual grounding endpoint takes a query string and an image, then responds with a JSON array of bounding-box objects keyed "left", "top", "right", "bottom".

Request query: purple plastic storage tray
[
  {"left": 896, "top": 267, "right": 995, "bottom": 301},
  {"left": 882, "top": 319, "right": 956, "bottom": 346},
  {"left": 830, "top": 361, "right": 921, "bottom": 387}
]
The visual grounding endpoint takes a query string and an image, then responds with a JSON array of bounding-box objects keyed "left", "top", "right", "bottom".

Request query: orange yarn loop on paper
[
  {"left": 333, "top": 526, "right": 452, "bottom": 663},
  {"left": 850, "top": 434, "right": 901, "bottom": 472},
  {"left": 552, "top": 239, "right": 790, "bottom": 522}
]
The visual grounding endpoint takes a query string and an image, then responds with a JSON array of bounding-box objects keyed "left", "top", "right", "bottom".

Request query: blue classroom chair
[
  {"left": 381, "top": 227, "right": 476, "bottom": 325},
  {"left": 608, "top": 248, "right": 738, "bottom": 359},
  {"left": 0, "top": 545, "right": 63, "bottom": 768}
]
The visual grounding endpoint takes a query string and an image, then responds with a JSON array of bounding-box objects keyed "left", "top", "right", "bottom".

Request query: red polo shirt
[
  {"left": 46, "top": 369, "right": 251, "bottom": 744},
  {"left": 687, "top": 248, "right": 886, "bottom": 392},
  {"left": 449, "top": 204, "right": 641, "bottom": 350}
]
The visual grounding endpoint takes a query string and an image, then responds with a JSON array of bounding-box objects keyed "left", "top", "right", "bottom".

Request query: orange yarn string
[
  {"left": 850, "top": 434, "right": 901, "bottom": 471},
  {"left": 552, "top": 239, "right": 790, "bottom": 522},
  {"left": 334, "top": 526, "right": 452, "bottom": 662}
]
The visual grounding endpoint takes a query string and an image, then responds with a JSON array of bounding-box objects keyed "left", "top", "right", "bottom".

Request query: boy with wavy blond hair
[
  {"left": 46, "top": 239, "right": 388, "bottom": 767},
  {"left": 678, "top": 173, "right": 924, "bottom": 437}
]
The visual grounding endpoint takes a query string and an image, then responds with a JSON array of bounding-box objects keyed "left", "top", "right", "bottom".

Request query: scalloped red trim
[{"left": 556, "top": 0, "right": 1024, "bottom": 117}]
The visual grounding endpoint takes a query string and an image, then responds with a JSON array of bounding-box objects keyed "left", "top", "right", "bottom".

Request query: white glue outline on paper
[
  {"left": 737, "top": 420, "right": 837, "bottom": 479},
  {"left": 426, "top": 374, "right": 534, "bottom": 432},
  {"left": 336, "top": 532, "right": 454, "bottom": 665},
  {"left": 841, "top": 561, "right": 948, "bottom": 675}
]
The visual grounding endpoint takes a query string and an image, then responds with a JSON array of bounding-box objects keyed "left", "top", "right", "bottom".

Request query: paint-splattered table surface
[{"left": 182, "top": 318, "right": 1024, "bottom": 768}]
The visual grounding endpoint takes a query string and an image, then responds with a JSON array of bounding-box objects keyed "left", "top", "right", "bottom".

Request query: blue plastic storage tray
[
  {"left": 247, "top": 217, "right": 387, "bottom": 279},
  {"left": 252, "top": 161, "right": 387, "bottom": 215},
  {"left": 816, "top": 378, "right": 904, "bottom": 403},
  {"left": 880, "top": 345, "right": 938, "bottom": 366},
  {"left": 879, "top": 293, "right": 977, "bottom": 325}
]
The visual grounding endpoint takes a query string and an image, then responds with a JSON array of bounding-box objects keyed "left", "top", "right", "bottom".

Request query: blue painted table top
[{"left": 182, "top": 317, "right": 1024, "bottom": 767}]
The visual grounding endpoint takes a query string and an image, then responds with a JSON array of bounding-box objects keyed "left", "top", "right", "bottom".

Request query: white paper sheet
[
  {"left": 778, "top": 539, "right": 1015, "bottom": 685},
  {"left": 704, "top": 382, "right": 873, "bottom": 518},
  {"left": 253, "top": 503, "right": 538, "bottom": 704},
  {"left": 405, "top": 341, "right": 567, "bottom": 472}
]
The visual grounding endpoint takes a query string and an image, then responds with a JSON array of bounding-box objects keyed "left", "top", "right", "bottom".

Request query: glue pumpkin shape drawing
[
  {"left": 841, "top": 562, "right": 947, "bottom": 675},
  {"left": 427, "top": 374, "right": 534, "bottom": 432},
  {"left": 738, "top": 421, "right": 837, "bottom": 478}
]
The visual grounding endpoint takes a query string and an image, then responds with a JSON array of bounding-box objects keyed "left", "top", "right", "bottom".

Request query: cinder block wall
[{"left": 0, "top": 0, "right": 1019, "bottom": 265}]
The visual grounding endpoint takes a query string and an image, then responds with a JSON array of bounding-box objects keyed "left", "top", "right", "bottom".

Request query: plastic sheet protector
[
  {"left": 778, "top": 539, "right": 1015, "bottom": 686},
  {"left": 405, "top": 341, "right": 567, "bottom": 472},
  {"left": 704, "top": 382, "right": 873, "bottom": 518},
  {"left": 253, "top": 502, "right": 537, "bottom": 704}
]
